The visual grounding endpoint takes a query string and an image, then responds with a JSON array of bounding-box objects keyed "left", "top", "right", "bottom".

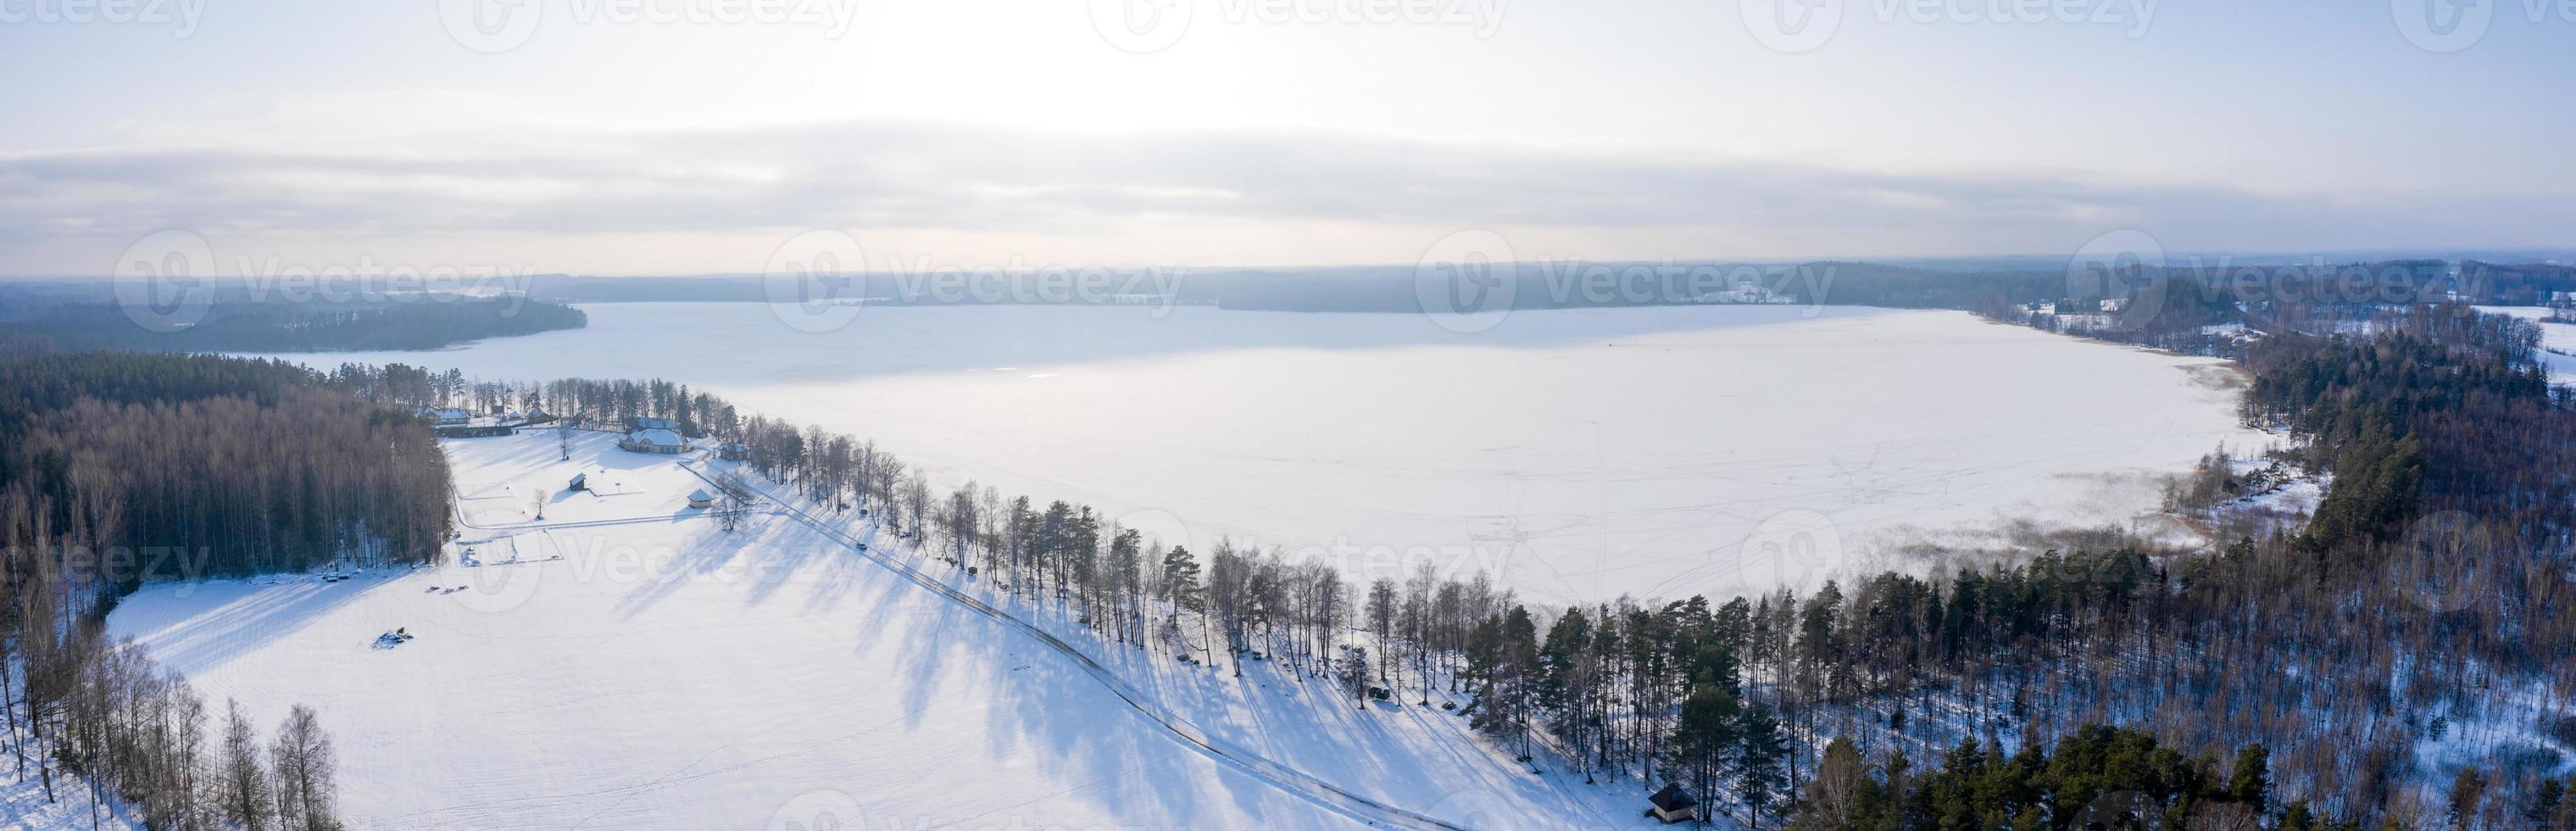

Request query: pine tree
[
  {"left": 2527, "top": 781, "right": 2565, "bottom": 828},
  {"left": 1468, "top": 607, "right": 1542, "bottom": 761},
  {"left": 2447, "top": 769, "right": 2486, "bottom": 829},
  {"left": 2281, "top": 800, "right": 2315, "bottom": 831},
  {"left": 1736, "top": 703, "right": 1789, "bottom": 829},
  {"left": 1664, "top": 682, "right": 1738, "bottom": 825},
  {"left": 1160, "top": 544, "right": 1206, "bottom": 659},
  {"left": 2228, "top": 743, "right": 2270, "bottom": 811},
  {"left": 1338, "top": 646, "right": 1372, "bottom": 707}
]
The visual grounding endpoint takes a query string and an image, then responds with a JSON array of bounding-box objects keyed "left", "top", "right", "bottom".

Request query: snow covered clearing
[
  {"left": 103, "top": 432, "right": 1665, "bottom": 829},
  {"left": 239, "top": 304, "right": 2267, "bottom": 605}
]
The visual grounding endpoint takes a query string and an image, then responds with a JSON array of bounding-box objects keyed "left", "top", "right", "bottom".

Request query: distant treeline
[
  {"left": 13, "top": 259, "right": 2561, "bottom": 322},
  {"left": 509, "top": 265, "right": 1953, "bottom": 311},
  {"left": 2462, "top": 259, "right": 2576, "bottom": 306},
  {"left": 491, "top": 258, "right": 2573, "bottom": 314},
  {"left": 0, "top": 297, "right": 587, "bottom": 353}
]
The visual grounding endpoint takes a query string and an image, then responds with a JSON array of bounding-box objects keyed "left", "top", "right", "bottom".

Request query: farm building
[
  {"left": 620, "top": 428, "right": 688, "bottom": 455},
  {"left": 1646, "top": 784, "right": 1697, "bottom": 824},
  {"left": 415, "top": 407, "right": 473, "bottom": 426},
  {"left": 568, "top": 472, "right": 588, "bottom": 491},
  {"left": 687, "top": 489, "right": 715, "bottom": 509}
]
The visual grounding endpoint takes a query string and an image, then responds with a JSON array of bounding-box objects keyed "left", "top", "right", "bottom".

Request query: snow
[
  {"left": 105, "top": 432, "right": 1667, "bottom": 829},
  {"left": 2476, "top": 305, "right": 2576, "bottom": 384},
  {"left": 108, "top": 436, "right": 1349, "bottom": 829},
  {"left": 2217, "top": 473, "right": 2326, "bottom": 532},
  {"left": 238, "top": 304, "right": 2268, "bottom": 605},
  {"left": 2190, "top": 454, "right": 2327, "bottom": 540},
  {"left": 2395, "top": 655, "right": 2576, "bottom": 813},
  {"left": 624, "top": 427, "right": 685, "bottom": 449},
  {"left": 0, "top": 748, "right": 137, "bottom": 831}
]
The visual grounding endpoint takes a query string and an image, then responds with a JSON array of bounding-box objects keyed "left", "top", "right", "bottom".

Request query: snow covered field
[
  {"left": 242, "top": 303, "right": 2266, "bottom": 605},
  {"left": 103, "top": 432, "right": 1655, "bottom": 829}
]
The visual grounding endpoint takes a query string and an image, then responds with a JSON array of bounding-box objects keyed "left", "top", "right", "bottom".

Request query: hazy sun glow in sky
[{"left": 2, "top": 0, "right": 2570, "bottom": 274}]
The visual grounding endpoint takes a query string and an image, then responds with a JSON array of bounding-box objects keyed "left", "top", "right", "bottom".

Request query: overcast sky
[{"left": 3, "top": 0, "right": 2570, "bottom": 275}]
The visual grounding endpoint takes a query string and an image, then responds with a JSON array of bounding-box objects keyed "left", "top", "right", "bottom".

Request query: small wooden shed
[{"left": 1647, "top": 783, "right": 1698, "bottom": 824}]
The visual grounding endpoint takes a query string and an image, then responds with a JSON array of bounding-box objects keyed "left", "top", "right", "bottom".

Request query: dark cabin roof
[{"left": 1649, "top": 783, "right": 1697, "bottom": 811}]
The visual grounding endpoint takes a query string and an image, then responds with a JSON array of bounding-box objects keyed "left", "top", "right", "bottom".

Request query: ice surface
[{"left": 243, "top": 304, "right": 2267, "bottom": 604}]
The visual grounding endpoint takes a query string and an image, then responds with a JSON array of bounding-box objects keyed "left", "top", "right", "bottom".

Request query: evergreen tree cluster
[
  {"left": 0, "top": 348, "right": 453, "bottom": 600},
  {"left": 0, "top": 345, "right": 401, "bottom": 829},
  {"left": 1786, "top": 727, "right": 2287, "bottom": 830}
]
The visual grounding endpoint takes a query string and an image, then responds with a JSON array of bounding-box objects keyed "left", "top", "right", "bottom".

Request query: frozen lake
[{"left": 252, "top": 303, "right": 2267, "bottom": 604}]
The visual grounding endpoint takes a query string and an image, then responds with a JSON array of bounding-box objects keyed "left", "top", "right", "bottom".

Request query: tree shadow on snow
[{"left": 111, "top": 572, "right": 395, "bottom": 678}]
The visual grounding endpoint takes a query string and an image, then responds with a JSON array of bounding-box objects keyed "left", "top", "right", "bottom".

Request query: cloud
[{"left": 3, "top": 117, "right": 2569, "bottom": 274}]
